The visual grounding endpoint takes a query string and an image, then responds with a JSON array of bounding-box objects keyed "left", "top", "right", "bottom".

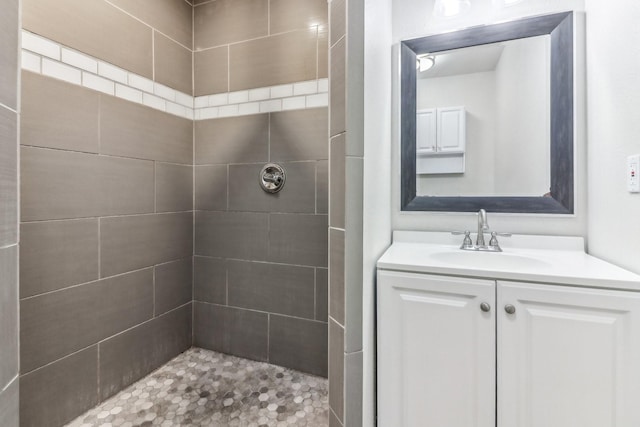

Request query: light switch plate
[{"left": 628, "top": 154, "right": 640, "bottom": 193}]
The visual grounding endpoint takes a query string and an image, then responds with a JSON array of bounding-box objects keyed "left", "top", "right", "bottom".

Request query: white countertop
[{"left": 377, "top": 231, "right": 640, "bottom": 291}]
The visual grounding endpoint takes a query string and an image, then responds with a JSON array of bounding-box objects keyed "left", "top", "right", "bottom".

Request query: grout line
[
  {"left": 197, "top": 300, "right": 327, "bottom": 325},
  {"left": 0, "top": 101, "right": 18, "bottom": 114},
  {"left": 314, "top": 268, "right": 317, "bottom": 320},
  {"left": 104, "top": 0, "right": 193, "bottom": 52}
]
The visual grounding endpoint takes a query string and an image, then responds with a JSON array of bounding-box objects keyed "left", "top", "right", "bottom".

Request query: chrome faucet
[
  {"left": 451, "top": 209, "right": 512, "bottom": 252},
  {"left": 476, "top": 209, "right": 489, "bottom": 246}
]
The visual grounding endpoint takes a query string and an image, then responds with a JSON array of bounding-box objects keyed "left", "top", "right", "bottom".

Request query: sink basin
[{"left": 429, "top": 250, "right": 551, "bottom": 270}]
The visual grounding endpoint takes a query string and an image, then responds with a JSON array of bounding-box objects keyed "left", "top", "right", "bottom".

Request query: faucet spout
[{"left": 476, "top": 209, "right": 489, "bottom": 246}]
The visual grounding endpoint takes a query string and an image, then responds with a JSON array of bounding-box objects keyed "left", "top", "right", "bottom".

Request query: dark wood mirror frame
[{"left": 400, "top": 12, "right": 574, "bottom": 214}]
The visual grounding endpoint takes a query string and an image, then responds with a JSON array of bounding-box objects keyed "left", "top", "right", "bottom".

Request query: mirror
[{"left": 400, "top": 12, "right": 574, "bottom": 214}]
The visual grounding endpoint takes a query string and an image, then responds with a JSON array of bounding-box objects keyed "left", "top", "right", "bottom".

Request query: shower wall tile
[
  {"left": 194, "top": 0, "right": 268, "bottom": 50},
  {"left": 21, "top": 147, "right": 155, "bottom": 221},
  {"left": 101, "top": 95, "right": 193, "bottom": 164},
  {"left": 21, "top": 71, "right": 99, "bottom": 153},
  {"left": 100, "top": 212, "right": 193, "bottom": 277},
  {"left": 0, "top": 0, "right": 18, "bottom": 109},
  {"left": 329, "top": 319, "right": 344, "bottom": 421},
  {"left": 227, "top": 260, "right": 315, "bottom": 319},
  {"left": 99, "top": 303, "right": 192, "bottom": 400},
  {"left": 99, "top": 155, "right": 156, "bottom": 216},
  {"left": 316, "top": 268, "right": 329, "bottom": 321},
  {"left": 154, "top": 258, "right": 193, "bottom": 315},
  {"left": 270, "top": 108, "right": 328, "bottom": 161},
  {"left": 318, "top": 27, "right": 329, "bottom": 79},
  {"left": 228, "top": 162, "right": 316, "bottom": 213},
  {"left": 329, "top": 228, "right": 345, "bottom": 325},
  {"left": 195, "top": 165, "right": 228, "bottom": 211},
  {"left": 155, "top": 162, "right": 193, "bottom": 213},
  {"left": 268, "top": 213, "right": 328, "bottom": 267},
  {"left": 0, "top": 108, "right": 17, "bottom": 245},
  {"left": 195, "top": 115, "right": 269, "bottom": 165},
  {"left": 269, "top": 0, "right": 328, "bottom": 34},
  {"left": 229, "top": 30, "right": 318, "bottom": 91},
  {"left": 106, "top": 0, "right": 193, "bottom": 48},
  {"left": 195, "top": 211, "right": 269, "bottom": 261},
  {"left": 194, "top": 256, "right": 227, "bottom": 304},
  {"left": 154, "top": 32, "right": 193, "bottom": 95},
  {"left": 194, "top": 47, "right": 229, "bottom": 96},
  {"left": 21, "top": 147, "right": 101, "bottom": 221},
  {"left": 20, "top": 219, "right": 99, "bottom": 298},
  {"left": 317, "top": 160, "right": 329, "bottom": 213},
  {"left": 23, "top": 0, "right": 153, "bottom": 78},
  {"left": 0, "top": 379, "right": 18, "bottom": 427},
  {"left": 269, "top": 315, "right": 328, "bottom": 377},
  {"left": 20, "top": 268, "right": 154, "bottom": 373},
  {"left": 0, "top": 246, "right": 18, "bottom": 390},
  {"left": 344, "top": 351, "right": 364, "bottom": 426},
  {"left": 330, "top": 37, "right": 346, "bottom": 137},
  {"left": 194, "top": 302, "right": 269, "bottom": 362},
  {"left": 330, "top": 0, "right": 346, "bottom": 46},
  {"left": 20, "top": 346, "right": 99, "bottom": 427},
  {"left": 330, "top": 133, "right": 346, "bottom": 229}
]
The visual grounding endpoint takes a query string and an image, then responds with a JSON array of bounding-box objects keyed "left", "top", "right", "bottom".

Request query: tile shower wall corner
[
  {"left": 194, "top": 0, "right": 328, "bottom": 95},
  {"left": 193, "top": 108, "right": 329, "bottom": 377}
]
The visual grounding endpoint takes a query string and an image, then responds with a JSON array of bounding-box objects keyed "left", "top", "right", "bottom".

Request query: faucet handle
[
  {"left": 489, "top": 231, "right": 511, "bottom": 247},
  {"left": 451, "top": 231, "right": 473, "bottom": 247}
]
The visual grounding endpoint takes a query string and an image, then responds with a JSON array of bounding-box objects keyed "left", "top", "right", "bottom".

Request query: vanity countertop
[{"left": 378, "top": 231, "right": 640, "bottom": 291}]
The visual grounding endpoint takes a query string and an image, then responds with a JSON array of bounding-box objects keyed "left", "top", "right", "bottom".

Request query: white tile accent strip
[{"left": 21, "top": 30, "right": 328, "bottom": 120}]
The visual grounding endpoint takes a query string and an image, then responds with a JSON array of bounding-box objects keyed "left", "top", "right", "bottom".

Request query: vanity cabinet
[{"left": 377, "top": 271, "right": 640, "bottom": 427}]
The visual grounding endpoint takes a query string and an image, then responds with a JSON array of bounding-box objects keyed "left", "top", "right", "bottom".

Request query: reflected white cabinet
[
  {"left": 377, "top": 271, "right": 640, "bottom": 427},
  {"left": 416, "top": 107, "right": 466, "bottom": 154},
  {"left": 416, "top": 106, "right": 466, "bottom": 174}
]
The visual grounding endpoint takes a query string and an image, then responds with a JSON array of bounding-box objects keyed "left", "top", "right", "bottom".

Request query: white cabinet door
[
  {"left": 377, "top": 271, "right": 496, "bottom": 427},
  {"left": 437, "top": 106, "right": 465, "bottom": 152},
  {"left": 416, "top": 109, "right": 437, "bottom": 154},
  {"left": 498, "top": 281, "right": 640, "bottom": 427}
]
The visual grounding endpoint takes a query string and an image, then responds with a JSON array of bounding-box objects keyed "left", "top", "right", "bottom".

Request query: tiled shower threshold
[{"left": 65, "top": 348, "right": 328, "bottom": 427}]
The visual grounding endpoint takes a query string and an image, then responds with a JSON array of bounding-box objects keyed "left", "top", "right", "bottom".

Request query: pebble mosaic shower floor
[{"left": 65, "top": 348, "right": 329, "bottom": 427}]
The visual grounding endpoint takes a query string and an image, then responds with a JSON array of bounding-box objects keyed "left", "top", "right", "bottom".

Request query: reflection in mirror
[
  {"left": 416, "top": 36, "right": 551, "bottom": 197},
  {"left": 400, "top": 12, "right": 575, "bottom": 214}
]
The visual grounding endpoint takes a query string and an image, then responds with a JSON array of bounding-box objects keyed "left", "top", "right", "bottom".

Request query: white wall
[
  {"left": 417, "top": 72, "right": 497, "bottom": 195},
  {"left": 391, "top": 0, "right": 587, "bottom": 237},
  {"left": 585, "top": 0, "right": 640, "bottom": 274},
  {"left": 494, "top": 36, "right": 550, "bottom": 196},
  {"left": 363, "top": 0, "right": 393, "bottom": 425}
]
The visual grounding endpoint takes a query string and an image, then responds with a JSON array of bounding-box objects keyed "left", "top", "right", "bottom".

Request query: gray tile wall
[
  {"left": 19, "top": 71, "right": 193, "bottom": 427},
  {"left": 328, "top": 0, "right": 365, "bottom": 424},
  {"left": 0, "top": 0, "right": 19, "bottom": 424},
  {"left": 193, "top": 108, "right": 329, "bottom": 377},
  {"left": 23, "top": 0, "right": 193, "bottom": 93},
  {"left": 193, "top": 0, "right": 328, "bottom": 95}
]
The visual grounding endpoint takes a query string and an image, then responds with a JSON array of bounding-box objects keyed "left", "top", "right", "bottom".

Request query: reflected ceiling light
[
  {"left": 417, "top": 55, "right": 436, "bottom": 72},
  {"left": 433, "top": 0, "right": 471, "bottom": 18}
]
